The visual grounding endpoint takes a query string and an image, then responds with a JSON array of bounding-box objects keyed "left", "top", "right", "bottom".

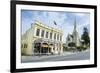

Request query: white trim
[{"left": 16, "top": 4, "right": 95, "bottom": 69}]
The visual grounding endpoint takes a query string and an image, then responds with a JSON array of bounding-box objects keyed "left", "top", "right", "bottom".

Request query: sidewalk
[
  {"left": 21, "top": 50, "right": 90, "bottom": 63},
  {"left": 22, "top": 51, "right": 78, "bottom": 62}
]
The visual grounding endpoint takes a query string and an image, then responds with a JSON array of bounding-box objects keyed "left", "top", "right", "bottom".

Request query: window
[
  {"left": 46, "top": 31, "right": 49, "bottom": 38},
  {"left": 60, "top": 35, "right": 62, "bottom": 41},
  {"left": 24, "top": 44, "right": 28, "bottom": 48},
  {"left": 54, "top": 33, "right": 56, "bottom": 40},
  {"left": 21, "top": 44, "right": 23, "bottom": 48},
  {"left": 50, "top": 32, "right": 52, "bottom": 39},
  {"left": 24, "top": 44, "right": 26, "bottom": 48},
  {"left": 41, "top": 30, "right": 45, "bottom": 37},
  {"left": 57, "top": 34, "right": 59, "bottom": 40},
  {"left": 36, "top": 28, "right": 40, "bottom": 36}
]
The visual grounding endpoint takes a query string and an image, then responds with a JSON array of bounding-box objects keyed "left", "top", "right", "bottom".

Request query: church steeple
[
  {"left": 72, "top": 18, "right": 78, "bottom": 43},
  {"left": 73, "top": 18, "right": 77, "bottom": 32}
]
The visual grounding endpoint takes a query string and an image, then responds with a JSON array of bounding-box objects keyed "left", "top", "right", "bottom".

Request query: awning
[{"left": 41, "top": 44, "right": 48, "bottom": 48}]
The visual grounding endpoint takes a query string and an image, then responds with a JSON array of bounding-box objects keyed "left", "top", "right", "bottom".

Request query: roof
[{"left": 34, "top": 20, "right": 63, "bottom": 34}]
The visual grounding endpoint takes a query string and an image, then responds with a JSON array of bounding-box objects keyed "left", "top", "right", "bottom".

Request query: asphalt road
[{"left": 21, "top": 51, "right": 90, "bottom": 63}]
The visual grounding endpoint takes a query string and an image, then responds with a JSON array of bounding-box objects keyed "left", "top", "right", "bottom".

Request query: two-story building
[{"left": 21, "top": 21, "right": 63, "bottom": 55}]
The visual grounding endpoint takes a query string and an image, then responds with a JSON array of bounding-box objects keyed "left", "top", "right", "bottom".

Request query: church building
[{"left": 66, "top": 19, "right": 81, "bottom": 47}]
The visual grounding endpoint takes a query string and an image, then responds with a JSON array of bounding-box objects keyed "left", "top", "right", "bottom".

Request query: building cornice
[{"left": 34, "top": 20, "right": 63, "bottom": 34}]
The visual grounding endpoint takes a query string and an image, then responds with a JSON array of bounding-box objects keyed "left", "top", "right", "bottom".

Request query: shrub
[
  {"left": 77, "top": 46, "right": 82, "bottom": 51},
  {"left": 77, "top": 46, "right": 87, "bottom": 51},
  {"left": 68, "top": 42, "right": 76, "bottom": 47}
]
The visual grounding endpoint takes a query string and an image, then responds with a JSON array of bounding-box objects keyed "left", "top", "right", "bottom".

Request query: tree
[
  {"left": 81, "top": 27, "right": 90, "bottom": 46},
  {"left": 68, "top": 42, "right": 76, "bottom": 52},
  {"left": 68, "top": 42, "right": 76, "bottom": 47}
]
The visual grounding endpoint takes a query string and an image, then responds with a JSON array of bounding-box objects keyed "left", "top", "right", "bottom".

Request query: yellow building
[{"left": 21, "top": 21, "right": 63, "bottom": 55}]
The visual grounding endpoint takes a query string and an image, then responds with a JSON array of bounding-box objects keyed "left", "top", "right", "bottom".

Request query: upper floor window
[
  {"left": 57, "top": 34, "right": 59, "bottom": 40},
  {"left": 46, "top": 31, "right": 49, "bottom": 38},
  {"left": 36, "top": 28, "right": 40, "bottom": 36},
  {"left": 50, "top": 32, "right": 52, "bottom": 39},
  {"left": 54, "top": 33, "right": 56, "bottom": 40},
  {"left": 60, "top": 35, "right": 62, "bottom": 41},
  {"left": 41, "top": 30, "right": 45, "bottom": 37},
  {"left": 21, "top": 44, "right": 23, "bottom": 48}
]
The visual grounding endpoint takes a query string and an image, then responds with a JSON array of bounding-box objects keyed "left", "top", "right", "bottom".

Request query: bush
[
  {"left": 77, "top": 46, "right": 82, "bottom": 51},
  {"left": 77, "top": 46, "right": 87, "bottom": 51},
  {"left": 82, "top": 46, "right": 87, "bottom": 50},
  {"left": 68, "top": 42, "right": 76, "bottom": 47}
]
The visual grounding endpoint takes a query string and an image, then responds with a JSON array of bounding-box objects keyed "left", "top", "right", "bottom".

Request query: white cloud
[{"left": 22, "top": 10, "right": 90, "bottom": 42}]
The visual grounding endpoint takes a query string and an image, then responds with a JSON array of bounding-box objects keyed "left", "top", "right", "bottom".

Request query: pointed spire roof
[
  {"left": 72, "top": 18, "right": 78, "bottom": 36},
  {"left": 74, "top": 18, "right": 77, "bottom": 31}
]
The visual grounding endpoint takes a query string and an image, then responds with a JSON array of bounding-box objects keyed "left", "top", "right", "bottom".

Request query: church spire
[
  {"left": 74, "top": 18, "right": 77, "bottom": 32},
  {"left": 72, "top": 18, "right": 77, "bottom": 44}
]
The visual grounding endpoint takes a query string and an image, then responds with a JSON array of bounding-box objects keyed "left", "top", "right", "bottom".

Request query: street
[{"left": 21, "top": 51, "right": 90, "bottom": 63}]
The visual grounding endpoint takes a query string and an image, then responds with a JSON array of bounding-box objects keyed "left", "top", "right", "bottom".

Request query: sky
[{"left": 21, "top": 10, "right": 90, "bottom": 43}]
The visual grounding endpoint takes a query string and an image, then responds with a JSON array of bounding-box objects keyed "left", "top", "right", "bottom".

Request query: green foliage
[
  {"left": 77, "top": 46, "right": 87, "bottom": 51},
  {"left": 63, "top": 43, "right": 69, "bottom": 51},
  {"left": 68, "top": 42, "right": 76, "bottom": 47},
  {"left": 81, "top": 27, "right": 90, "bottom": 46},
  {"left": 77, "top": 46, "right": 82, "bottom": 51}
]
